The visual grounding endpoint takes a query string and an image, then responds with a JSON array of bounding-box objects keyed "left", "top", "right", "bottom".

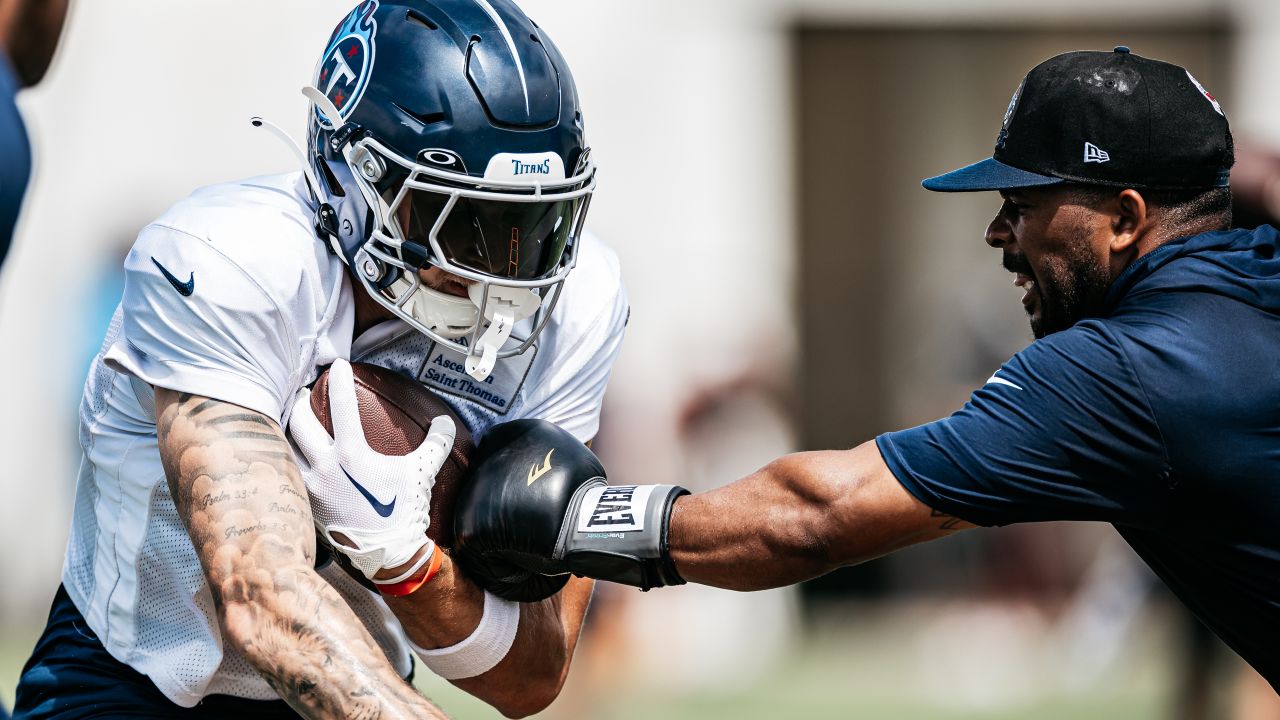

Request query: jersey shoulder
[
  {"left": 137, "top": 173, "right": 342, "bottom": 310},
  {"left": 552, "top": 231, "right": 627, "bottom": 335},
  {"left": 109, "top": 174, "right": 349, "bottom": 420}
]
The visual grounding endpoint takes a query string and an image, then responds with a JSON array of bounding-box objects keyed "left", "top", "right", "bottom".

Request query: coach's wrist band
[
  {"left": 409, "top": 591, "right": 521, "bottom": 679},
  {"left": 376, "top": 544, "right": 443, "bottom": 597}
]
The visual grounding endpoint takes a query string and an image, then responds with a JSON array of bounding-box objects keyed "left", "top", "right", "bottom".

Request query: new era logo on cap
[{"left": 1084, "top": 142, "right": 1111, "bottom": 164}]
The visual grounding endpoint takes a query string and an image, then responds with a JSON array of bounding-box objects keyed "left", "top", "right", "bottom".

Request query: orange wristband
[{"left": 376, "top": 546, "right": 444, "bottom": 598}]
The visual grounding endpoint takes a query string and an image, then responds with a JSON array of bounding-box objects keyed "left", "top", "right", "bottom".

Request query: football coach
[{"left": 446, "top": 47, "right": 1280, "bottom": 691}]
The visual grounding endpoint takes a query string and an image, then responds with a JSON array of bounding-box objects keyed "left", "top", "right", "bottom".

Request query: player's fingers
[
  {"left": 411, "top": 415, "right": 456, "bottom": 479},
  {"left": 287, "top": 388, "right": 337, "bottom": 473},
  {"left": 327, "top": 359, "right": 375, "bottom": 456}
]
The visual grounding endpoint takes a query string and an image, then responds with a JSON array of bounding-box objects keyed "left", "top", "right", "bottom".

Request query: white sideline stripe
[
  {"left": 473, "top": 0, "right": 531, "bottom": 115},
  {"left": 985, "top": 374, "right": 1023, "bottom": 391}
]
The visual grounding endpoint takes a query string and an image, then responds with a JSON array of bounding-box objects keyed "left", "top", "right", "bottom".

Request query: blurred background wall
[{"left": 4, "top": 0, "right": 1280, "bottom": 717}]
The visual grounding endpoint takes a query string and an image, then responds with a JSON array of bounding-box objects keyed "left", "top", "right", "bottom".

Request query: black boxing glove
[{"left": 452, "top": 419, "right": 689, "bottom": 602}]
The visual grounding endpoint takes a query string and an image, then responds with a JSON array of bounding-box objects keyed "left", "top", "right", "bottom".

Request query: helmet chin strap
[{"left": 464, "top": 283, "right": 541, "bottom": 382}]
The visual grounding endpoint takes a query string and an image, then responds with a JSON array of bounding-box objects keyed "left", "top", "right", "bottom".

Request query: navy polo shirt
[
  {"left": 878, "top": 225, "right": 1280, "bottom": 690},
  {"left": 0, "top": 52, "right": 31, "bottom": 265}
]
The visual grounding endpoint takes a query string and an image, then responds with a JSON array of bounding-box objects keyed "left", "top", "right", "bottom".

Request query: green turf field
[{"left": 1, "top": 602, "right": 1169, "bottom": 719}]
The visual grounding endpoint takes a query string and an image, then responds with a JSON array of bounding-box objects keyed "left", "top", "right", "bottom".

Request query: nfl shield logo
[{"left": 315, "top": 0, "right": 380, "bottom": 126}]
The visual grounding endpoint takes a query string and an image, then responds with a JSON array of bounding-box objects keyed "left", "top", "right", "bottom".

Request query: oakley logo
[
  {"left": 1083, "top": 142, "right": 1111, "bottom": 164},
  {"left": 151, "top": 258, "right": 194, "bottom": 297},
  {"left": 422, "top": 149, "right": 463, "bottom": 168},
  {"left": 511, "top": 159, "right": 552, "bottom": 176}
]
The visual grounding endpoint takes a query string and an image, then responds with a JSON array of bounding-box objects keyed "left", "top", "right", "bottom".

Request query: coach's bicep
[
  {"left": 821, "top": 441, "right": 977, "bottom": 565},
  {"left": 154, "top": 389, "right": 316, "bottom": 587}
]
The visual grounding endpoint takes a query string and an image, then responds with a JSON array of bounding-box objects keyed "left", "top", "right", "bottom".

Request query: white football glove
[{"left": 289, "top": 358, "right": 456, "bottom": 582}]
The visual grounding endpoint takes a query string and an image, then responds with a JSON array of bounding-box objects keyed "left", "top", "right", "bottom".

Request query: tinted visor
[{"left": 407, "top": 190, "right": 579, "bottom": 281}]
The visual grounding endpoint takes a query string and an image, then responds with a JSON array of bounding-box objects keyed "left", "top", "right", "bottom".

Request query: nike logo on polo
[
  {"left": 527, "top": 449, "right": 554, "bottom": 486},
  {"left": 984, "top": 374, "right": 1023, "bottom": 391},
  {"left": 344, "top": 469, "right": 397, "bottom": 517},
  {"left": 151, "top": 257, "right": 195, "bottom": 297}
]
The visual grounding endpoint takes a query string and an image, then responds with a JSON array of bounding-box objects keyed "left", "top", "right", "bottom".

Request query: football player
[{"left": 13, "top": 1, "right": 625, "bottom": 717}]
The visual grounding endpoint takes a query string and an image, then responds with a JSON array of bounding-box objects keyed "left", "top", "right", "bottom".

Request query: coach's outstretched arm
[
  {"left": 455, "top": 420, "right": 974, "bottom": 594},
  {"left": 155, "top": 389, "right": 448, "bottom": 720},
  {"left": 667, "top": 441, "right": 974, "bottom": 590}
]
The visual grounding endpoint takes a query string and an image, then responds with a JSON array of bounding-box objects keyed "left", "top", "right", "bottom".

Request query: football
[{"left": 309, "top": 362, "right": 474, "bottom": 549}]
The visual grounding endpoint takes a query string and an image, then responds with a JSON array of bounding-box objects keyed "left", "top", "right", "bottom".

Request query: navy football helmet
[{"left": 305, "top": 0, "right": 594, "bottom": 381}]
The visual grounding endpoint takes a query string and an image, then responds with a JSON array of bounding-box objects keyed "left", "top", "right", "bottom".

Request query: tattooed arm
[
  {"left": 155, "top": 389, "right": 449, "bottom": 720},
  {"left": 668, "top": 440, "right": 976, "bottom": 591}
]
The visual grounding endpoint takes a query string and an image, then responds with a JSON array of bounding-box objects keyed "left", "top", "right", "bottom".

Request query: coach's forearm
[
  {"left": 387, "top": 559, "right": 592, "bottom": 718},
  {"left": 668, "top": 441, "right": 960, "bottom": 591},
  {"left": 667, "top": 453, "right": 851, "bottom": 590}
]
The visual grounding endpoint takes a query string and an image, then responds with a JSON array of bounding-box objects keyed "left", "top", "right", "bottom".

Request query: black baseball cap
[{"left": 923, "top": 47, "right": 1234, "bottom": 192}]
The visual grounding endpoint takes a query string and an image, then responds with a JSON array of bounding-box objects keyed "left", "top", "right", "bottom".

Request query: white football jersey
[{"left": 61, "top": 173, "right": 628, "bottom": 706}]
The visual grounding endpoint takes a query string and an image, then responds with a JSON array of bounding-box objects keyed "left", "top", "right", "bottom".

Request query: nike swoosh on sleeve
[
  {"left": 150, "top": 257, "right": 195, "bottom": 297},
  {"left": 984, "top": 374, "right": 1024, "bottom": 391}
]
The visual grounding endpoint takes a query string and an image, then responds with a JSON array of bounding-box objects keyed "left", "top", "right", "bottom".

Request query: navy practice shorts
[{"left": 13, "top": 585, "right": 301, "bottom": 719}]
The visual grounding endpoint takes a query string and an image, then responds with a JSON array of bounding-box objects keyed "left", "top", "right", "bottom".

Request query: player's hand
[
  {"left": 452, "top": 419, "right": 688, "bottom": 601},
  {"left": 289, "top": 359, "right": 456, "bottom": 584}
]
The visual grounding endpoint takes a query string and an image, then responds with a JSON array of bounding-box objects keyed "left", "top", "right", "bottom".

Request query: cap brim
[{"left": 922, "top": 157, "right": 1065, "bottom": 192}]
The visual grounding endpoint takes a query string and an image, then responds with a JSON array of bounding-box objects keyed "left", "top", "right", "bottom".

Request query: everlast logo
[
  {"left": 587, "top": 486, "right": 638, "bottom": 527},
  {"left": 511, "top": 159, "right": 553, "bottom": 176}
]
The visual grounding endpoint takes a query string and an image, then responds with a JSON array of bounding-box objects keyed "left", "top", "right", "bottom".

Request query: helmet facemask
[{"left": 336, "top": 129, "right": 596, "bottom": 381}]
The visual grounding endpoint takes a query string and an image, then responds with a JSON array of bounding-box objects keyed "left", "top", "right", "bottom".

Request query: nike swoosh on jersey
[
  {"left": 344, "top": 469, "right": 397, "bottom": 517},
  {"left": 984, "top": 374, "right": 1024, "bottom": 391},
  {"left": 151, "top": 257, "right": 195, "bottom": 297}
]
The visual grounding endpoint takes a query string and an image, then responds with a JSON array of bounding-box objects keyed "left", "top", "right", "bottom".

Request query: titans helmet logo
[{"left": 315, "top": 0, "right": 380, "bottom": 126}]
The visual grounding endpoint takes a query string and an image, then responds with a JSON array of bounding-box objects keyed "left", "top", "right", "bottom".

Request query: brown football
[{"left": 310, "top": 362, "right": 474, "bottom": 549}]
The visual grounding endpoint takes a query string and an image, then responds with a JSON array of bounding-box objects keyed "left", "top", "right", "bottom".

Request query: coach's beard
[{"left": 1004, "top": 248, "right": 1111, "bottom": 339}]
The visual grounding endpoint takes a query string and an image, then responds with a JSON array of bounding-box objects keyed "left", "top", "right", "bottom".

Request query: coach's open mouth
[{"left": 1014, "top": 273, "right": 1036, "bottom": 307}]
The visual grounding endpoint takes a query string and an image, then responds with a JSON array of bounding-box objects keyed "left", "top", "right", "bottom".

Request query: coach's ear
[{"left": 1110, "top": 188, "right": 1149, "bottom": 255}]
